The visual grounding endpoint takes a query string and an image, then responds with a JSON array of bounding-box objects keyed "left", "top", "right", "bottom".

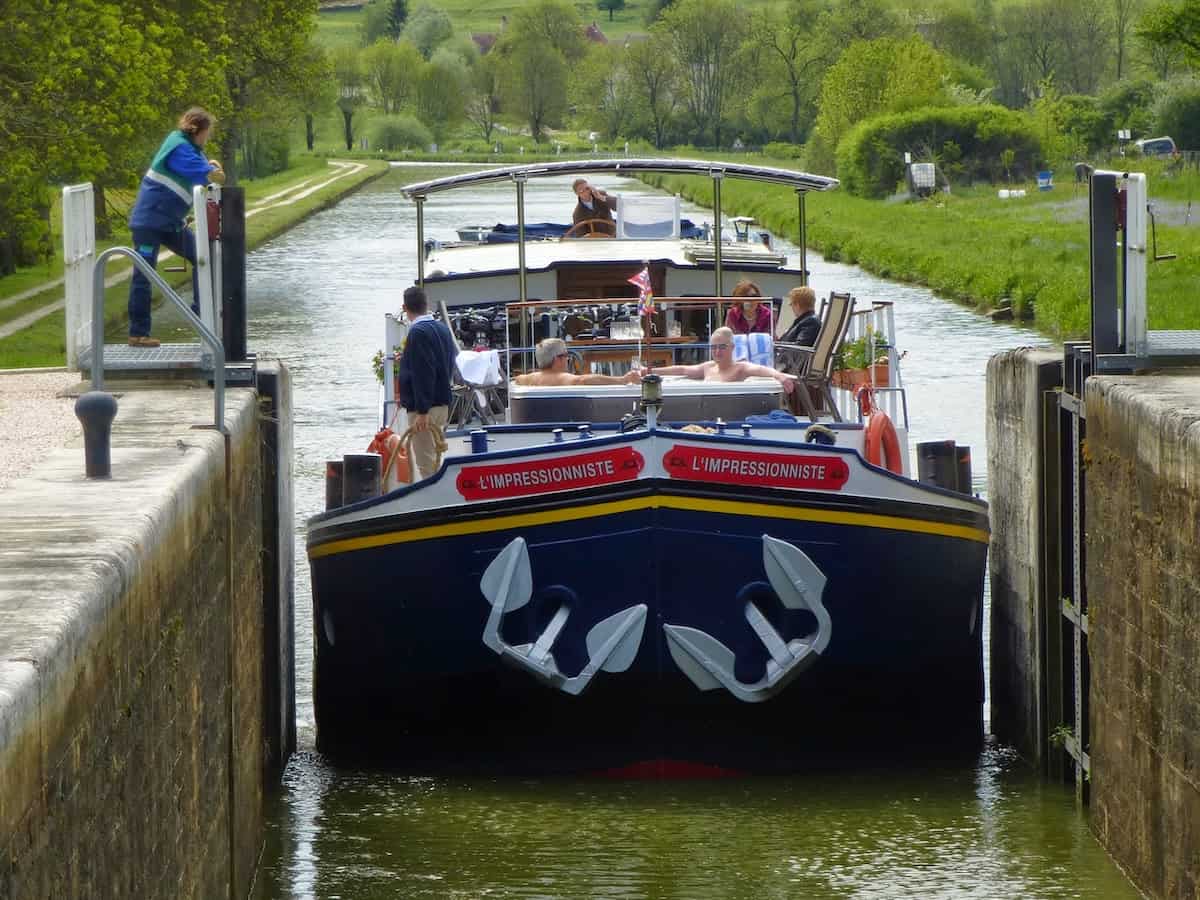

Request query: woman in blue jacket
[{"left": 126, "top": 107, "right": 224, "bottom": 347}]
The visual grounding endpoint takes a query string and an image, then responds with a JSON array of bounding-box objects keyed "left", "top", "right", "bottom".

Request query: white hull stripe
[{"left": 144, "top": 168, "right": 192, "bottom": 204}]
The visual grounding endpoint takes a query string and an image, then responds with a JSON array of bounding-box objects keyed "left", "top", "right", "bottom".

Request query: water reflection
[{"left": 250, "top": 166, "right": 1134, "bottom": 900}]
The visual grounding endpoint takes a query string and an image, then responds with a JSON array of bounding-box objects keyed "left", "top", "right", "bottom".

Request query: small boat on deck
[{"left": 307, "top": 159, "right": 989, "bottom": 773}]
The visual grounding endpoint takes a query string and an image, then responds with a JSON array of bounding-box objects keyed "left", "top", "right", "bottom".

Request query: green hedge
[{"left": 835, "top": 106, "right": 1043, "bottom": 198}]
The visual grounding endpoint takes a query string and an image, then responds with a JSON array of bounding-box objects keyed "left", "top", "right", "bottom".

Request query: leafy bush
[
  {"left": 1153, "top": 79, "right": 1200, "bottom": 151},
  {"left": 763, "top": 141, "right": 804, "bottom": 160},
  {"left": 1056, "top": 94, "right": 1108, "bottom": 155},
  {"left": 1098, "top": 79, "right": 1157, "bottom": 142},
  {"left": 370, "top": 114, "right": 434, "bottom": 152},
  {"left": 835, "top": 106, "right": 1042, "bottom": 198},
  {"left": 242, "top": 128, "right": 291, "bottom": 178}
]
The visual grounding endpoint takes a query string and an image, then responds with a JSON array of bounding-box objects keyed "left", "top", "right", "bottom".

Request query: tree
[
  {"left": 571, "top": 44, "right": 631, "bottom": 138},
  {"left": 362, "top": 0, "right": 409, "bottom": 43},
  {"left": 403, "top": 2, "right": 455, "bottom": 59},
  {"left": 749, "top": 1, "right": 828, "bottom": 143},
  {"left": 502, "top": 36, "right": 569, "bottom": 141},
  {"left": 1111, "top": 0, "right": 1145, "bottom": 78},
  {"left": 816, "top": 0, "right": 904, "bottom": 46},
  {"left": 511, "top": 0, "right": 588, "bottom": 61},
  {"left": 597, "top": 0, "right": 626, "bottom": 21},
  {"left": 332, "top": 45, "right": 366, "bottom": 150},
  {"left": 1153, "top": 79, "right": 1200, "bottom": 148},
  {"left": 415, "top": 48, "right": 467, "bottom": 140},
  {"left": 496, "top": 0, "right": 585, "bottom": 141},
  {"left": 0, "top": 0, "right": 181, "bottom": 244},
  {"left": 622, "top": 34, "right": 680, "bottom": 148},
  {"left": 362, "top": 39, "right": 423, "bottom": 113},
  {"left": 811, "top": 35, "right": 952, "bottom": 169},
  {"left": 291, "top": 45, "right": 337, "bottom": 152},
  {"left": 464, "top": 52, "right": 503, "bottom": 142},
  {"left": 919, "top": 0, "right": 992, "bottom": 62},
  {"left": 658, "top": 0, "right": 749, "bottom": 146},
  {"left": 1137, "top": 0, "right": 1200, "bottom": 69},
  {"left": 216, "top": 0, "right": 324, "bottom": 184},
  {"left": 1055, "top": 0, "right": 1112, "bottom": 94}
]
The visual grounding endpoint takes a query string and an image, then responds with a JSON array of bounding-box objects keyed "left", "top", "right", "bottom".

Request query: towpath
[{"left": 0, "top": 160, "right": 369, "bottom": 341}]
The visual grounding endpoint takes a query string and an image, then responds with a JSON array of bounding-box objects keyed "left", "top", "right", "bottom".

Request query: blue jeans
[{"left": 127, "top": 225, "right": 199, "bottom": 337}]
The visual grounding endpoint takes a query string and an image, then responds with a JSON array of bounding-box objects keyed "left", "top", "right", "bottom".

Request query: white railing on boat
[{"left": 831, "top": 300, "right": 907, "bottom": 427}]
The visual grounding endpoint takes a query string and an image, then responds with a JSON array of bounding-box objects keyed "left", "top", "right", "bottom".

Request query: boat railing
[
  {"left": 505, "top": 296, "right": 777, "bottom": 378},
  {"left": 831, "top": 300, "right": 908, "bottom": 427}
]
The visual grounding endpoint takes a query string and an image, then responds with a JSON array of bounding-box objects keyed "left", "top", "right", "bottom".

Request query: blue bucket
[{"left": 1036, "top": 171, "right": 1053, "bottom": 191}]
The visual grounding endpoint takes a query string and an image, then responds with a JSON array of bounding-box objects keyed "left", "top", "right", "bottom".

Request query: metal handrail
[{"left": 90, "top": 245, "right": 227, "bottom": 431}]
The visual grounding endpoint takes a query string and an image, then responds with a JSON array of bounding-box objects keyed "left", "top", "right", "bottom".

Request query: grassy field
[
  {"left": 0, "top": 158, "right": 390, "bottom": 370},
  {"left": 316, "top": 0, "right": 658, "bottom": 48}
]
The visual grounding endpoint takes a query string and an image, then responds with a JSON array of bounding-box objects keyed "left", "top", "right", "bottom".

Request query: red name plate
[
  {"left": 457, "top": 446, "right": 645, "bottom": 500},
  {"left": 663, "top": 445, "right": 849, "bottom": 490}
]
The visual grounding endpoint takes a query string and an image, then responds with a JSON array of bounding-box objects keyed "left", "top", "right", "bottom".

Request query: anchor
[
  {"left": 479, "top": 536, "right": 648, "bottom": 695},
  {"left": 664, "top": 535, "right": 832, "bottom": 703}
]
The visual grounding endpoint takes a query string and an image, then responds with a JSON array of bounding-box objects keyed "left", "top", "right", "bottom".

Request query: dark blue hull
[{"left": 309, "top": 479, "right": 988, "bottom": 772}]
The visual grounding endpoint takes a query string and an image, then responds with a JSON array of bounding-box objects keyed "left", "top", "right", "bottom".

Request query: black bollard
[
  {"left": 916, "top": 440, "right": 957, "bottom": 491},
  {"left": 342, "top": 453, "right": 381, "bottom": 506},
  {"left": 74, "top": 391, "right": 119, "bottom": 478},
  {"left": 955, "top": 445, "right": 974, "bottom": 495},
  {"left": 325, "top": 460, "right": 345, "bottom": 511}
]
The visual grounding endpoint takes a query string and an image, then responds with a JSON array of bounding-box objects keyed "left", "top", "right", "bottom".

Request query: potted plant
[{"left": 832, "top": 329, "right": 890, "bottom": 389}]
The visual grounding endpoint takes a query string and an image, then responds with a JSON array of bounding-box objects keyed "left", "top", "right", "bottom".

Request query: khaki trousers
[{"left": 408, "top": 405, "right": 448, "bottom": 480}]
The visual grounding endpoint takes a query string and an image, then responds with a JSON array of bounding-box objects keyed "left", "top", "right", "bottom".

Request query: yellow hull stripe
[{"left": 309, "top": 494, "right": 989, "bottom": 560}]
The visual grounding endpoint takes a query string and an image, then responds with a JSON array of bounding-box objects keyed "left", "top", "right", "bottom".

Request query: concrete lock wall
[
  {"left": 986, "top": 348, "right": 1063, "bottom": 766},
  {"left": 0, "top": 363, "right": 293, "bottom": 899},
  {"left": 1085, "top": 373, "right": 1200, "bottom": 900}
]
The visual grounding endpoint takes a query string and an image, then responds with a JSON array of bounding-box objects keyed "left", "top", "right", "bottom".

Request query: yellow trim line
[{"left": 309, "top": 494, "right": 989, "bottom": 559}]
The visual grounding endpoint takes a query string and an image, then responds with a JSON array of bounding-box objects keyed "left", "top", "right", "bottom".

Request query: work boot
[{"left": 128, "top": 335, "right": 161, "bottom": 347}]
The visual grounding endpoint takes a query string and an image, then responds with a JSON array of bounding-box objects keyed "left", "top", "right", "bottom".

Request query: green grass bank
[
  {"left": 644, "top": 160, "right": 1200, "bottom": 340},
  {"left": 0, "top": 158, "right": 390, "bottom": 370}
]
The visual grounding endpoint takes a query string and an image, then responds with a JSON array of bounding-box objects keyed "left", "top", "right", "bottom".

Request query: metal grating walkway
[
  {"left": 79, "top": 343, "right": 212, "bottom": 375},
  {"left": 1145, "top": 330, "right": 1200, "bottom": 364}
]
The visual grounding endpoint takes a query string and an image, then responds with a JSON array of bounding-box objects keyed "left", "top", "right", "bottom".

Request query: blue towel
[
  {"left": 733, "top": 333, "right": 773, "bottom": 366},
  {"left": 745, "top": 409, "right": 799, "bottom": 423}
]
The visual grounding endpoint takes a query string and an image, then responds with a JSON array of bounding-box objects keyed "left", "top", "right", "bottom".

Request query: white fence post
[
  {"left": 62, "top": 183, "right": 96, "bottom": 370},
  {"left": 192, "top": 184, "right": 217, "bottom": 337}
]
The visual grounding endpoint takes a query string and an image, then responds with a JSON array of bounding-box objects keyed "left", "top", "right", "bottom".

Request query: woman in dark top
[{"left": 780, "top": 285, "right": 820, "bottom": 346}]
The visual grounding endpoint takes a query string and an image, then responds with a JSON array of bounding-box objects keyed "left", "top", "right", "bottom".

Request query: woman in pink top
[{"left": 725, "top": 280, "right": 773, "bottom": 334}]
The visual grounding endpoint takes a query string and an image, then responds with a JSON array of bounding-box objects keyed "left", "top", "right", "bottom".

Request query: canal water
[{"left": 248, "top": 165, "right": 1137, "bottom": 899}]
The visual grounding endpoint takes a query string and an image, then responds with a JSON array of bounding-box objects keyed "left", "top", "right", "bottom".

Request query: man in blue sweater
[{"left": 396, "top": 286, "right": 458, "bottom": 479}]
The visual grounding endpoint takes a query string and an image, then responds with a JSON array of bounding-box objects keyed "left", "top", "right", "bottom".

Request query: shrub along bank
[
  {"left": 835, "top": 106, "right": 1043, "bottom": 199},
  {"left": 644, "top": 164, "right": 1200, "bottom": 340}
]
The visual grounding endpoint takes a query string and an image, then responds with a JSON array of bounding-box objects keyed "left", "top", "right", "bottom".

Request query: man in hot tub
[
  {"left": 516, "top": 338, "right": 642, "bottom": 386},
  {"left": 643, "top": 326, "right": 796, "bottom": 394}
]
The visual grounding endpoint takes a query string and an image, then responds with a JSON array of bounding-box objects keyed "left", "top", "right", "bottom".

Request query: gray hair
[{"left": 535, "top": 338, "right": 567, "bottom": 369}]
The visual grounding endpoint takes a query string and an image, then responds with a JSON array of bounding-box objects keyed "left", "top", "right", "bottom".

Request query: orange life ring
[
  {"left": 366, "top": 427, "right": 412, "bottom": 489},
  {"left": 864, "top": 410, "right": 903, "bottom": 474}
]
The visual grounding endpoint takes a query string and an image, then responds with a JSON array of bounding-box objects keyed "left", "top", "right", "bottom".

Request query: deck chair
[
  {"left": 774, "top": 291, "right": 855, "bottom": 421},
  {"left": 450, "top": 349, "right": 504, "bottom": 427}
]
